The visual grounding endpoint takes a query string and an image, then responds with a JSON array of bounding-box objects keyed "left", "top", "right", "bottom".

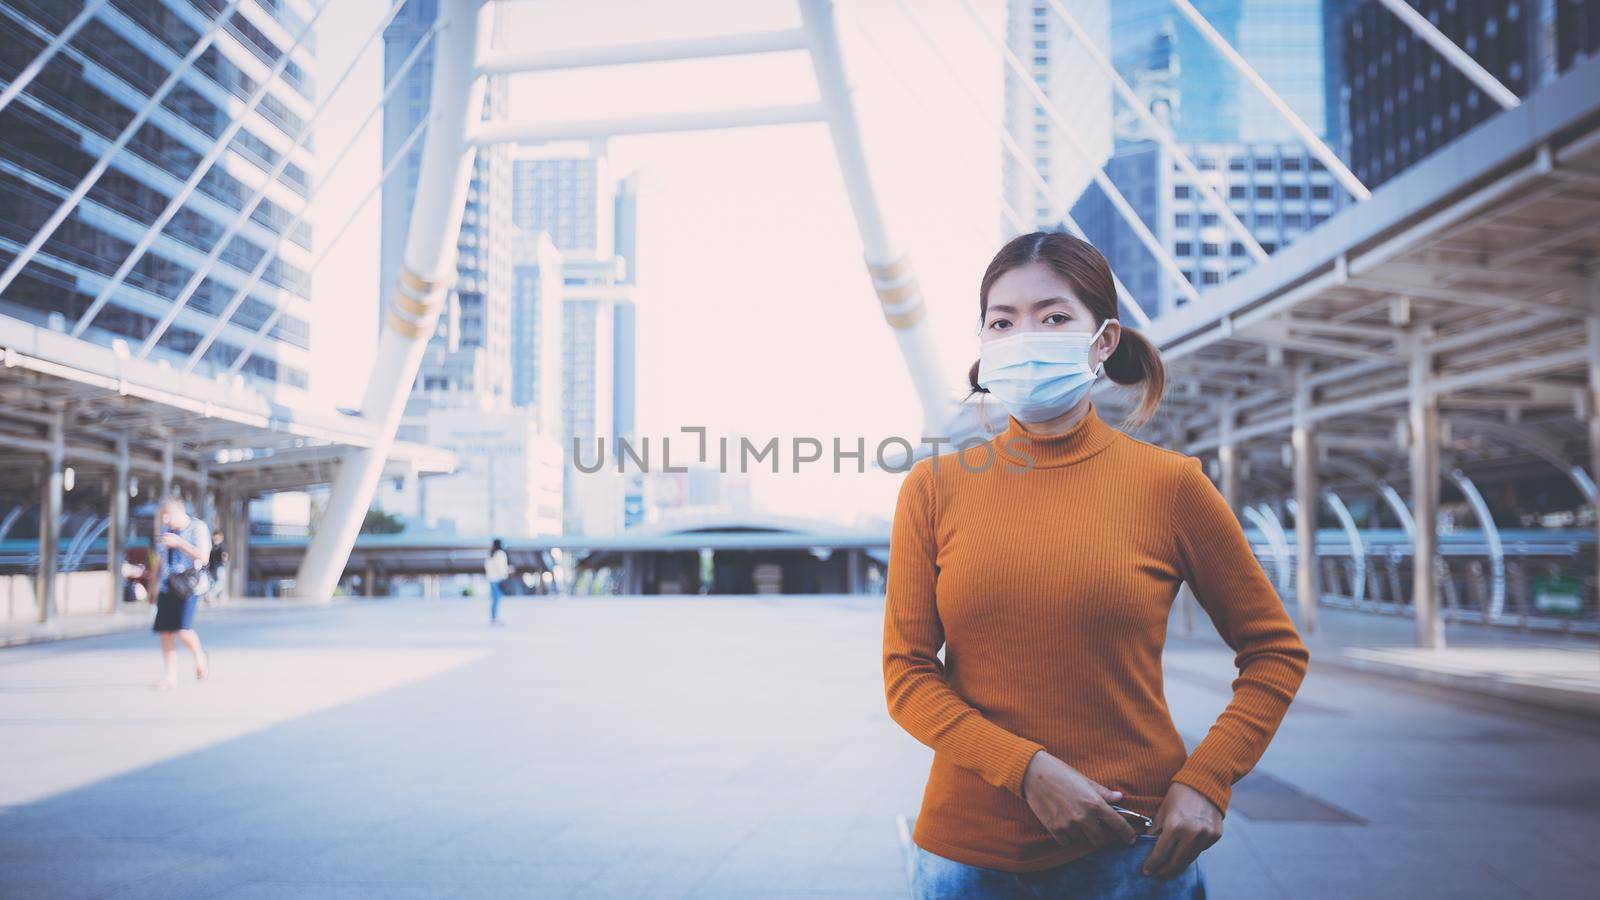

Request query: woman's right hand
[{"left": 1020, "top": 750, "right": 1138, "bottom": 849}]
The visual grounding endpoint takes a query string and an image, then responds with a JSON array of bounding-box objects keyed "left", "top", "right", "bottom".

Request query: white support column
[
  {"left": 295, "top": 0, "right": 487, "bottom": 601},
  {"left": 798, "top": 0, "right": 950, "bottom": 437},
  {"left": 36, "top": 408, "right": 64, "bottom": 623},
  {"left": 1219, "top": 400, "right": 1240, "bottom": 512},
  {"left": 1409, "top": 330, "right": 1444, "bottom": 649},
  {"left": 234, "top": 495, "right": 250, "bottom": 600},
  {"left": 1586, "top": 274, "right": 1600, "bottom": 619},
  {"left": 109, "top": 433, "right": 129, "bottom": 613},
  {"left": 1292, "top": 369, "right": 1320, "bottom": 635}
]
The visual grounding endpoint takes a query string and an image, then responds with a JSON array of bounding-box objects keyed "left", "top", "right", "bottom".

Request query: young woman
[
  {"left": 883, "top": 232, "right": 1310, "bottom": 899},
  {"left": 152, "top": 497, "right": 211, "bottom": 690},
  {"left": 484, "top": 538, "right": 511, "bottom": 626}
]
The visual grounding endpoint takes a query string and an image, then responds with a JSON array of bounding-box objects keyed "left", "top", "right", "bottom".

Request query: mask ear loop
[{"left": 1090, "top": 317, "right": 1118, "bottom": 379}]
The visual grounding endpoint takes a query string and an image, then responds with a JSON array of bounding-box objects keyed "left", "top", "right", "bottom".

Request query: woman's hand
[
  {"left": 1141, "top": 782, "right": 1222, "bottom": 877},
  {"left": 1020, "top": 750, "right": 1138, "bottom": 850}
]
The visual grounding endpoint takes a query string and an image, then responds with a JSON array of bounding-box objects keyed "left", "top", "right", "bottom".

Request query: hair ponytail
[{"left": 1102, "top": 323, "right": 1165, "bottom": 430}]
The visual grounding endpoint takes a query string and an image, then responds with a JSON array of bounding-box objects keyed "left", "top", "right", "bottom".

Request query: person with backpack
[{"left": 152, "top": 496, "right": 211, "bottom": 689}]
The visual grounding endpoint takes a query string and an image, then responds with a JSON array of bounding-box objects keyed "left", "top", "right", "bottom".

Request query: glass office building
[{"left": 0, "top": 0, "right": 318, "bottom": 388}]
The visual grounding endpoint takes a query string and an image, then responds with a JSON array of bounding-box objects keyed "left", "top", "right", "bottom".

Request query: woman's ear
[{"left": 1099, "top": 319, "right": 1121, "bottom": 364}]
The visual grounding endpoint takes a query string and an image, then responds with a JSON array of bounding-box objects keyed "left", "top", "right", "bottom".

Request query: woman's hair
[
  {"left": 966, "top": 231, "right": 1167, "bottom": 429},
  {"left": 491, "top": 538, "right": 504, "bottom": 554}
]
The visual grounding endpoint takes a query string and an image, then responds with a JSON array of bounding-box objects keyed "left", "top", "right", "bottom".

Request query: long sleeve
[
  {"left": 1168, "top": 456, "right": 1310, "bottom": 814},
  {"left": 882, "top": 459, "right": 1047, "bottom": 797}
]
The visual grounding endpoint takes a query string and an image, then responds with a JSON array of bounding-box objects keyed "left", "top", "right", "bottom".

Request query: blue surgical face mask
[{"left": 976, "top": 318, "right": 1116, "bottom": 423}]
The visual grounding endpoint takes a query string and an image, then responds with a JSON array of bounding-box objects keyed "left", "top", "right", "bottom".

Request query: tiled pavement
[{"left": 1, "top": 595, "right": 1595, "bottom": 898}]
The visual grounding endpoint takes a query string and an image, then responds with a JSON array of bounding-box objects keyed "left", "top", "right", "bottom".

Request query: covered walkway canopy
[
  {"left": 0, "top": 313, "right": 454, "bottom": 620},
  {"left": 1110, "top": 56, "right": 1600, "bottom": 646}
]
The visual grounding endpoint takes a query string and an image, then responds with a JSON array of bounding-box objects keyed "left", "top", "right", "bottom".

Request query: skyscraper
[
  {"left": 381, "top": 0, "right": 512, "bottom": 411},
  {"left": 1003, "top": 0, "right": 1114, "bottom": 233},
  {"left": 1338, "top": 0, "right": 1597, "bottom": 190},
  {"left": 1108, "top": 0, "right": 1331, "bottom": 144},
  {"left": 1020, "top": 1, "right": 1347, "bottom": 317},
  {"left": 0, "top": 0, "right": 318, "bottom": 389},
  {"left": 510, "top": 143, "right": 638, "bottom": 536}
]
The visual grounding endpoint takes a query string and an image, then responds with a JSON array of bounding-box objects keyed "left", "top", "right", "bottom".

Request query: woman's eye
[
  {"left": 987, "top": 320, "right": 1010, "bottom": 330},
  {"left": 1044, "top": 313, "right": 1069, "bottom": 326}
]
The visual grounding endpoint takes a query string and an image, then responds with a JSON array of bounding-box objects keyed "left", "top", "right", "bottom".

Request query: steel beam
[
  {"left": 1323, "top": 489, "right": 1365, "bottom": 604},
  {"left": 469, "top": 104, "right": 828, "bottom": 146},
  {"left": 1449, "top": 468, "right": 1505, "bottom": 619},
  {"left": 1373, "top": 0, "right": 1520, "bottom": 110},
  {"left": 477, "top": 28, "right": 808, "bottom": 74},
  {"left": 1167, "top": 0, "right": 1368, "bottom": 200}
]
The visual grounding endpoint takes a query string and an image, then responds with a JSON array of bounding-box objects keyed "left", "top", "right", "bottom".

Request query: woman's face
[{"left": 980, "top": 260, "right": 1118, "bottom": 366}]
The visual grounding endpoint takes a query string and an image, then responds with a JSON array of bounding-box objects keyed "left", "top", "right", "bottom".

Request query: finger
[
  {"left": 1139, "top": 827, "right": 1179, "bottom": 877},
  {"left": 1094, "top": 783, "right": 1124, "bottom": 803},
  {"left": 1161, "top": 837, "right": 1203, "bottom": 879},
  {"left": 1148, "top": 830, "right": 1197, "bottom": 878}
]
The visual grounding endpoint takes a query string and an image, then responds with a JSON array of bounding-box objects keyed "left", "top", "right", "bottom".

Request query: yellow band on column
[
  {"left": 399, "top": 265, "right": 444, "bottom": 297},
  {"left": 874, "top": 278, "right": 920, "bottom": 307},
  {"left": 865, "top": 253, "right": 912, "bottom": 283},
  {"left": 884, "top": 303, "right": 927, "bottom": 330},
  {"left": 387, "top": 311, "right": 431, "bottom": 340}
]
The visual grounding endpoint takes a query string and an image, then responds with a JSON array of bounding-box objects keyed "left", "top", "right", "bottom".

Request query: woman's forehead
[{"left": 989, "top": 262, "right": 1084, "bottom": 310}]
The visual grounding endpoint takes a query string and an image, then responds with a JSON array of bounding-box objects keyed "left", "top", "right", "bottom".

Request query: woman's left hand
[{"left": 1140, "top": 782, "right": 1222, "bottom": 878}]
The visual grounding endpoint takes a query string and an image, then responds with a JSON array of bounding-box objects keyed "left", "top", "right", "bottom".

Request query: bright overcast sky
[{"left": 310, "top": 0, "right": 1008, "bottom": 526}]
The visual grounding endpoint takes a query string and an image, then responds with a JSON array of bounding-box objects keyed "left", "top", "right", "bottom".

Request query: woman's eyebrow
[{"left": 987, "top": 296, "right": 1073, "bottom": 314}]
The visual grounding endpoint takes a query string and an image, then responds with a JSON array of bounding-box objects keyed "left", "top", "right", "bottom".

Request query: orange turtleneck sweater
[{"left": 882, "top": 400, "right": 1309, "bottom": 872}]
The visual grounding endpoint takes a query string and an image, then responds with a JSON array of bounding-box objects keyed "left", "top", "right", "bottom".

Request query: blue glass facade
[
  {"left": 0, "top": 0, "right": 317, "bottom": 388},
  {"left": 1108, "top": 0, "right": 1331, "bottom": 144}
]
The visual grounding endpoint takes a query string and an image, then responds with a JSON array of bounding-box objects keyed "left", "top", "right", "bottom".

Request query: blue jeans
[
  {"left": 911, "top": 837, "right": 1206, "bottom": 900},
  {"left": 488, "top": 582, "right": 504, "bottom": 622}
]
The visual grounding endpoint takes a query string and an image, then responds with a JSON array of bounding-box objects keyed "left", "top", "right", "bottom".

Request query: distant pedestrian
[
  {"left": 484, "top": 538, "right": 511, "bottom": 626},
  {"left": 206, "top": 528, "right": 229, "bottom": 606},
  {"left": 152, "top": 497, "right": 211, "bottom": 690}
]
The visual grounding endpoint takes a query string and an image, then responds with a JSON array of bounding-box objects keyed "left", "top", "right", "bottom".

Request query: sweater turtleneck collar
[{"left": 994, "top": 399, "right": 1118, "bottom": 469}]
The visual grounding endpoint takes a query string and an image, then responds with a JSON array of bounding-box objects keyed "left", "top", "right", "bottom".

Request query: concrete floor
[{"left": 1, "top": 596, "right": 1596, "bottom": 898}]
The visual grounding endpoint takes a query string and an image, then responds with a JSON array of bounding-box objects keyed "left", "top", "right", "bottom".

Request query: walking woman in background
[
  {"left": 485, "top": 538, "right": 511, "bottom": 626},
  {"left": 152, "top": 496, "right": 211, "bottom": 690},
  {"left": 883, "top": 232, "right": 1310, "bottom": 899}
]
